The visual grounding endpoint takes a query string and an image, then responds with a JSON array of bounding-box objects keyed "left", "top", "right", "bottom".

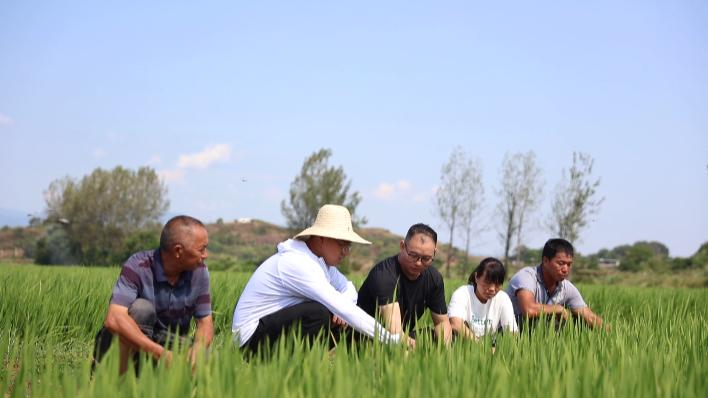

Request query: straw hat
[{"left": 294, "top": 204, "right": 371, "bottom": 245}]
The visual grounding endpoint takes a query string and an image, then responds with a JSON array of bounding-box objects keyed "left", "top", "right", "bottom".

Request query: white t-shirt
[
  {"left": 448, "top": 285, "right": 518, "bottom": 337},
  {"left": 231, "top": 239, "right": 400, "bottom": 346}
]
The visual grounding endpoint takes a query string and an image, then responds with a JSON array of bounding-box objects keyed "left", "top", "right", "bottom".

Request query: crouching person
[
  {"left": 448, "top": 258, "right": 518, "bottom": 343},
  {"left": 93, "top": 215, "right": 214, "bottom": 375},
  {"left": 232, "top": 205, "right": 409, "bottom": 355}
]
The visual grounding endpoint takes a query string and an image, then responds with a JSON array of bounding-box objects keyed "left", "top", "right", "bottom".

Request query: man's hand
[
  {"left": 161, "top": 349, "right": 173, "bottom": 367},
  {"left": 402, "top": 334, "right": 416, "bottom": 350},
  {"left": 331, "top": 314, "right": 348, "bottom": 329},
  {"left": 557, "top": 307, "right": 570, "bottom": 321}
]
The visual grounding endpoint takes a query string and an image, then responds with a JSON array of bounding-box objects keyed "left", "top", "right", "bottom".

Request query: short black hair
[
  {"left": 542, "top": 238, "right": 575, "bottom": 261},
  {"left": 468, "top": 257, "right": 506, "bottom": 286},
  {"left": 160, "top": 215, "right": 205, "bottom": 251},
  {"left": 404, "top": 223, "right": 437, "bottom": 244}
]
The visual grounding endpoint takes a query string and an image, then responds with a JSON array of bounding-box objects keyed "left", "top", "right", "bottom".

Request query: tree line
[{"left": 25, "top": 148, "right": 704, "bottom": 273}]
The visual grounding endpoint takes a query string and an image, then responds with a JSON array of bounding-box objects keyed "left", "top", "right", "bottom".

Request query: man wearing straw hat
[{"left": 232, "top": 204, "right": 410, "bottom": 353}]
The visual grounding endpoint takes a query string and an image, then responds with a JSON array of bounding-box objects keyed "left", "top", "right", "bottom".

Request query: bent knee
[
  {"left": 305, "top": 301, "right": 331, "bottom": 325},
  {"left": 128, "top": 298, "right": 156, "bottom": 325}
]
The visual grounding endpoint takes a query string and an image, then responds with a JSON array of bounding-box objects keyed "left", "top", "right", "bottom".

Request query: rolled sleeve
[
  {"left": 447, "top": 286, "right": 469, "bottom": 320},
  {"left": 109, "top": 265, "right": 140, "bottom": 307},
  {"left": 368, "top": 269, "right": 397, "bottom": 306},
  {"left": 194, "top": 268, "right": 212, "bottom": 318},
  {"left": 564, "top": 282, "right": 587, "bottom": 309},
  {"left": 498, "top": 292, "right": 519, "bottom": 333},
  {"left": 427, "top": 278, "right": 448, "bottom": 315},
  {"left": 509, "top": 268, "right": 537, "bottom": 297}
]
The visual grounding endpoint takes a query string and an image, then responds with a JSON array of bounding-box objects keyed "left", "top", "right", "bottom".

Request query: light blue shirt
[{"left": 505, "top": 266, "right": 586, "bottom": 318}]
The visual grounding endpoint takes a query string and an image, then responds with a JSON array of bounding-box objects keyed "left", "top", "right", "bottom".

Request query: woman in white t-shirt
[{"left": 448, "top": 257, "right": 518, "bottom": 341}]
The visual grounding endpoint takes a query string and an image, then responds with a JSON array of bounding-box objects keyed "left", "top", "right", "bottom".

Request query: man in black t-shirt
[{"left": 357, "top": 224, "right": 452, "bottom": 347}]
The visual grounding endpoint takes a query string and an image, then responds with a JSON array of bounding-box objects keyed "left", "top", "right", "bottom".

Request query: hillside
[
  {"left": 3, "top": 219, "right": 703, "bottom": 285},
  {"left": 205, "top": 219, "right": 480, "bottom": 276}
]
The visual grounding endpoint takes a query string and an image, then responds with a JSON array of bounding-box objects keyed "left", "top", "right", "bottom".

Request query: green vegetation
[
  {"left": 2, "top": 220, "right": 706, "bottom": 286},
  {"left": 1, "top": 264, "right": 706, "bottom": 397},
  {"left": 38, "top": 166, "right": 168, "bottom": 265},
  {"left": 281, "top": 148, "right": 365, "bottom": 230}
]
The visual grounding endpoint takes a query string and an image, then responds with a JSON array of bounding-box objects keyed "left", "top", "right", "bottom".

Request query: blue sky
[{"left": 1, "top": 1, "right": 706, "bottom": 257}]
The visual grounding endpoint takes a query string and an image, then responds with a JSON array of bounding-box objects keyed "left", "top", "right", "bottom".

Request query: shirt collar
[
  {"left": 279, "top": 239, "right": 329, "bottom": 271},
  {"left": 536, "top": 264, "right": 560, "bottom": 296},
  {"left": 152, "top": 249, "right": 192, "bottom": 286}
]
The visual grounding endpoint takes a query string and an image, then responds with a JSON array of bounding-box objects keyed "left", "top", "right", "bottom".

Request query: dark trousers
[
  {"left": 245, "top": 301, "right": 334, "bottom": 355},
  {"left": 92, "top": 298, "right": 186, "bottom": 373}
]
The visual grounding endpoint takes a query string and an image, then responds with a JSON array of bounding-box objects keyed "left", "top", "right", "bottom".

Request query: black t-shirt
[{"left": 357, "top": 255, "right": 447, "bottom": 333}]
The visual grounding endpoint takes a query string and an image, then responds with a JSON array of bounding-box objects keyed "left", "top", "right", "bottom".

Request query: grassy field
[{"left": 1, "top": 264, "right": 706, "bottom": 397}]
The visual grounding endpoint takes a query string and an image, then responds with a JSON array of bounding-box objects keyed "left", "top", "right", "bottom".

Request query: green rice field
[{"left": 1, "top": 264, "right": 706, "bottom": 397}]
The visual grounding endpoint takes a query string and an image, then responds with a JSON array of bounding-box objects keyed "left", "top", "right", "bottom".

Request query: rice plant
[{"left": 1, "top": 264, "right": 705, "bottom": 397}]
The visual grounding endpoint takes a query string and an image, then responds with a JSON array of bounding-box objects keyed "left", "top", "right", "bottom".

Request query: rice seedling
[{"left": 1, "top": 264, "right": 705, "bottom": 397}]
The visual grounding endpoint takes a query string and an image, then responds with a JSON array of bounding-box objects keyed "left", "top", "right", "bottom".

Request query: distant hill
[
  {"left": 205, "top": 218, "right": 480, "bottom": 277},
  {"left": 1, "top": 217, "right": 478, "bottom": 276}
]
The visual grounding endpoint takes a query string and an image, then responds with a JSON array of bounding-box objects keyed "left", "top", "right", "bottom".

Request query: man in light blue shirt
[{"left": 506, "top": 238, "right": 606, "bottom": 331}]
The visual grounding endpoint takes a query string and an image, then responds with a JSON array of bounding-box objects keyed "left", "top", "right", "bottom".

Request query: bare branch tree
[
  {"left": 458, "top": 159, "right": 485, "bottom": 271},
  {"left": 435, "top": 147, "right": 484, "bottom": 277},
  {"left": 496, "top": 152, "right": 544, "bottom": 264},
  {"left": 515, "top": 153, "right": 543, "bottom": 263},
  {"left": 497, "top": 155, "right": 520, "bottom": 265},
  {"left": 549, "top": 152, "right": 604, "bottom": 243}
]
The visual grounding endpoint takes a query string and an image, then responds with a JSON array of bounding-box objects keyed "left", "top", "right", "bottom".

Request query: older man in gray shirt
[{"left": 506, "top": 238, "right": 606, "bottom": 330}]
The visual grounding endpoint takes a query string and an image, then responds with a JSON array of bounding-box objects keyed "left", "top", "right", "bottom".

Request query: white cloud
[
  {"left": 374, "top": 182, "right": 396, "bottom": 200},
  {"left": 373, "top": 179, "right": 413, "bottom": 201},
  {"left": 0, "top": 113, "right": 14, "bottom": 126},
  {"left": 158, "top": 168, "right": 185, "bottom": 183},
  {"left": 397, "top": 180, "right": 411, "bottom": 190},
  {"left": 178, "top": 144, "right": 231, "bottom": 170},
  {"left": 159, "top": 143, "right": 236, "bottom": 184}
]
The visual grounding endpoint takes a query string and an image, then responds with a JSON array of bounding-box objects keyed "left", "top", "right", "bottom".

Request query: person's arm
[
  {"left": 378, "top": 302, "right": 415, "bottom": 347},
  {"left": 278, "top": 260, "right": 404, "bottom": 345},
  {"left": 189, "top": 315, "right": 214, "bottom": 366},
  {"left": 104, "top": 304, "right": 167, "bottom": 360},
  {"left": 328, "top": 268, "right": 358, "bottom": 327},
  {"left": 571, "top": 306, "right": 607, "bottom": 330},
  {"left": 498, "top": 292, "right": 519, "bottom": 333},
  {"left": 448, "top": 286, "right": 478, "bottom": 341},
  {"left": 328, "top": 268, "right": 358, "bottom": 304},
  {"left": 431, "top": 312, "right": 452, "bottom": 344},
  {"left": 428, "top": 271, "right": 451, "bottom": 344},
  {"left": 105, "top": 262, "right": 169, "bottom": 360},
  {"left": 194, "top": 315, "right": 214, "bottom": 348},
  {"left": 449, "top": 316, "right": 478, "bottom": 342},
  {"left": 516, "top": 289, "right": 569, "bottom": 320},
  {"left": 562, "top": 282, "right": 607, "bottom": 331}
]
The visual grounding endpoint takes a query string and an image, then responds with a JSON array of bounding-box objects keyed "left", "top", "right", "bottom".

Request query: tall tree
[
  {"left": 281, "top": 148, "right": 365, "bottom": 230},
  {"left": 457, "top": 159, "right": 485, "bottom": 271},
  {"left": 496, "top": 151, "right": 543, "bottom": 264},
  {"left": 435, "top": 147, "right": 484, "bottom": 277},
  {"left": 43, "top": 166, "right": 168, "bottom": 265},
  {"left": 549, "top": 152, "right": 604, "bottom": 243}
]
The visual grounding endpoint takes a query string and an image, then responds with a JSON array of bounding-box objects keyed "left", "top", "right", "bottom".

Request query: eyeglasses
[
  {"left": 403, "top": 243, "right": 434, "bottom": 264},
  {"left": 333, "top": 239, "right": 352, "bottom": 253}
]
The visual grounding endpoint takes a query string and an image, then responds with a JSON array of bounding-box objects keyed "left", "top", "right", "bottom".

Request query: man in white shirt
[{"left": 232, "top": 204, "right": 409, "bottom": 354}]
